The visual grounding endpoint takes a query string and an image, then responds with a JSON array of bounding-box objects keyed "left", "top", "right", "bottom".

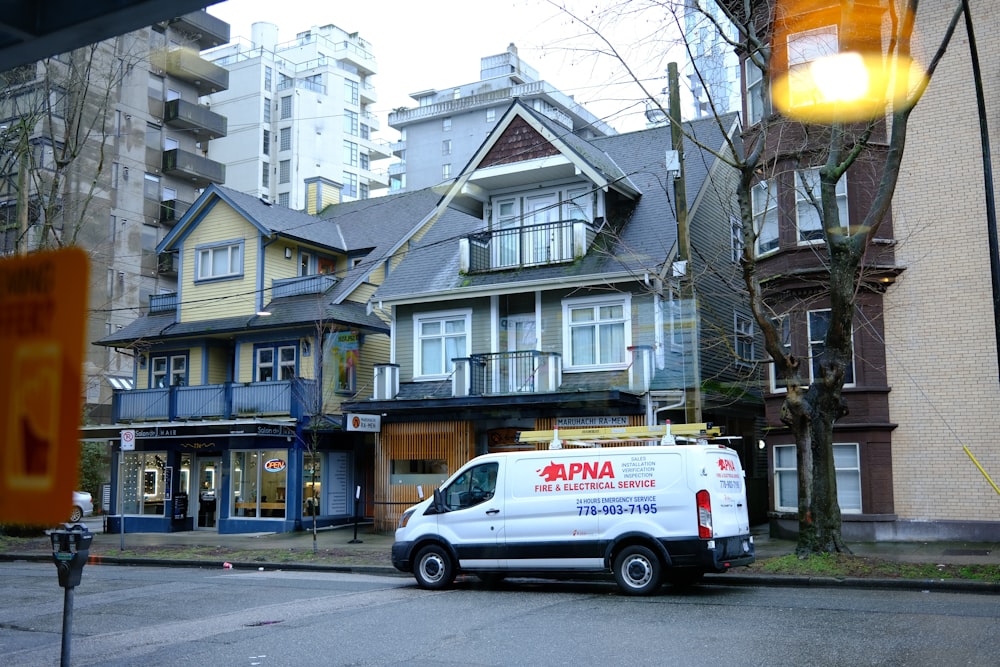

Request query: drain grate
[{"left": 941, "top": 549, "right": 991, "bottom": 556}]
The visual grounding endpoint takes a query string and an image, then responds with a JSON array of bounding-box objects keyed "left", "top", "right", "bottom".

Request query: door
[
  {"left": 195, "top": 457, "right": 221, "bottom": 529},
  {"left": 435, "top": 460, "right": 503, "bottom": 569},
  {"left": 523, "top": 193, "right": 558, "bottom": 264},
  {"left": 504, "top": 315, "right": 537, "bottom": 393}
]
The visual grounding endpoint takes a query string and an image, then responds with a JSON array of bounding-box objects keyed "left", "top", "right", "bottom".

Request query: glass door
[
  {"left": 195, "top": 457, "right": 221, "bottom": 529},
  {"left": 504, "top": 315, "right": 537, "bottom": 393}
]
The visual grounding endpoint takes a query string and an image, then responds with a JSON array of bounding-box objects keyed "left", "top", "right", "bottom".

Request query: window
[
  {"left": 731, "top": 215, "right": 744, "bottom": 263},
  {"left": 279, "top": 160, "right": 290, "bottom": 184},
  {"left": 150, "top": 353, "right": 187, "bottom": 388},
  {"left": 486, "top": 107, "right": 496, "bottom": 123},
  {"left": 795, "top": 168, "right": 848, "bottom": 243},
  {"left": 752, "top": 179, "right": 778, "bottom": 254},
  {"left": 277, "top": 192, "right": 290, "bottom": 207},
  {"left": 563, "top": 296, "right": 631, "bottom": 369},
  {"left": 745, "top": 57, "right": 766, "bottom": 124},
  {"left": 774, "top": 443, "right": 861, "bottom": 513},
  {"left": 360, "top": 123, "right": 370, "bottom": 140},
  {"left": 121, "top": 452, "right": 168, "bottom": 515},
  {"left": 360, "top": 152, "right": 369, "bottom": 170},
  {"left": 343, "top": 140, "right": 358, "bottom": 167},
  {"left": 414, "top": 310, "right": 470, "bottom": 378},
  {"left": 735, "top": 313, "right": 754, "bottom": 363},
  {"left": 263, "top": 97, "right": 271, "bottom": 124},
  {"left": 442, "top": 116, "right": 452, "bottom": 131},
  {"left": 390, "top": 459, "right": 448, "bottom": 486},
  {"left": 264, "top": 66, "right": 272, "bottom": 90},
  {"left": 442, "top": 139, "right": 451, "bottom": 156},
  {"left": 262, "top": 128, "right": 270, "bottom": 154},
  {"left": 808, "top": 309, "right": 855, "bottom": 385},
  {"left": 141, "top": 223, "right": 158, "bottom": 276},
  {"left": 196, "top": 241, "right": 243, "bottom": 281},
  {"left": 344, "top": 109, "right": 358, "bottom": 136},
  {"left": 344, "top": 79, "right": 359, "bottom": 105},
  {"left": 442, "top": 462, "right": 498, "bottom": 511},
  {"left": 441, "top": 163, "right": 451, "bottom": 180},
  {"left": 256, "top": 344, "right": 297, "bottom": 382},
  {"left": 359, "top": 182, "right": 369, "bottom": 200},
  {"left": 786, "top": 26, "right": 839, "bottom": 111},
  {"left": 769, "top": 314, "right": 792, "bottom": 393},
  {"left": 342, "top": 172, "right": 358, "bottom": 198},
  {"left": 231, "top": 450, "right": 287, "bottom": 518},
  {"left": 299, "top": 251, "right": 315, "bottom": 276},
  {"left": 279, "top": 126, "right": 291, "bottom": 151},
  {"left": 143, "top": 172, "right": 160, "bottom": 200},
  {"left": 261, "top": 162, "right": 269, "bottom": 188},
  {"left": 280, "top": 95, "right": 292, "bottom": 119}
]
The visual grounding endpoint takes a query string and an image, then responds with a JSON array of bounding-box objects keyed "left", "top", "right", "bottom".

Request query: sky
[{"left": 205, "top": 0, "right": 687, "bottom": 136}]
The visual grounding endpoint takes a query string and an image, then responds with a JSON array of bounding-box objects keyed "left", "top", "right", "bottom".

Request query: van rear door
[{"left": 701, "top": 448, "right": 751, "bottom": 537}]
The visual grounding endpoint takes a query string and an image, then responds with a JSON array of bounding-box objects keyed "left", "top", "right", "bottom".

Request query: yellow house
[{"left": 85, "top": 184, "right": 440, "bottom": 534}]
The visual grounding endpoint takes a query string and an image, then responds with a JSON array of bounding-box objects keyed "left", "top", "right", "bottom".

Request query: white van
[{"left": 391, "top": 437, "right": 755, "bottom": 595}]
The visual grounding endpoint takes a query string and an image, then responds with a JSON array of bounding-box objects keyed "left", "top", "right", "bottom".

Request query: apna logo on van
[
  {"left": 264, "top": 458, "right": 286, "bottom": 473},
  {"left": 537, "top": 460, "right": 616, "bottom": 482}
]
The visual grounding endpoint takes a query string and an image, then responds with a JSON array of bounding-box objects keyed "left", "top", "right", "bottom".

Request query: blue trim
[
  {"left": 257, "top": 231, "right": 267, "bottom": 312},
  {"left": 160, "top": 185, "right": 276, "bottom": 254}
]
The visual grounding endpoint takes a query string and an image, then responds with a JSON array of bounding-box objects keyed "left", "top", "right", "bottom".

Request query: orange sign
[{"left": 0, "top": 248, "right": 89, "bottom": 524}]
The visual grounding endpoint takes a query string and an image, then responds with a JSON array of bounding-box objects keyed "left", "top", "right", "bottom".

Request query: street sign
[
  {"left": 120, "top": 429, "right": 136, "bottom": 451},
  {"left": 0, "top": 248, "right": 89, "bottom": 525}
]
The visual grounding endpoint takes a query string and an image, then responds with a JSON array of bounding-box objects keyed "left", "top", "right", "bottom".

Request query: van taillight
[{"left": 696, "top": 490, "right": 712, "bottom": 539}]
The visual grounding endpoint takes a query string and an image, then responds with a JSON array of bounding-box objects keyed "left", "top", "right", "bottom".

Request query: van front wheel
[
  {"left": 613, "top": 545, "right": 662, "bottom": 596},
  {"left": 413, "top": 545, "right": 455, "bottom": 590}
]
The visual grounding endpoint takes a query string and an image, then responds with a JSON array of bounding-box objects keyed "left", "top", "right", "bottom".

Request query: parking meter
[{"left": 50, "top": 525, "right": 93, "bottom": 588}]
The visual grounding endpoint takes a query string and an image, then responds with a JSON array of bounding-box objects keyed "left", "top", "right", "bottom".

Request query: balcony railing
[
  {"left": 168, "top": 10, "right": 231, "bottom": 50},
  {"left": 151, "top": 48, "right": 229, "bottom": 96},
  {"left": 160, "top": 198, "right": 191, "bottom": 226},
  {"left": 465, "top": 351, "right": 563, "bottom": 396},
  {"left": 461, "top": 219, "right": 595, "bottom": 273},
  {"left": 163, "top": 98, "right": 228, "bottom": 141},
  {"left": 149, "top": 292, "right": 178, "bottom": 313},
  {"left": 271, "top": 274, "right": 337, "bottom": 299},
  {"left": 112, "top": 379, "right": 318, "bottom": 422}
]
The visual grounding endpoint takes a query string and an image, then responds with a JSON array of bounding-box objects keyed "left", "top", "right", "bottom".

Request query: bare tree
[{"left": 549, "top": 0, "right": 966, "bottom": 554}]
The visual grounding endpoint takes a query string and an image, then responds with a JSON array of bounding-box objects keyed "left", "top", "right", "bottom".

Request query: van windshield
[{"left": 443, "top": 462, "right": 498, "bottom": 511}]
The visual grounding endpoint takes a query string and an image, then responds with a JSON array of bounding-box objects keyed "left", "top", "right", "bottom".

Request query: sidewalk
[{"left": 6, "top": 521, "right": 998, "bottom": 592}]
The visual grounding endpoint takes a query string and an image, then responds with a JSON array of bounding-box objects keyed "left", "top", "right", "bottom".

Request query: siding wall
[{"left": 886, "top": 0, "right": 1000, "bottom": 525}]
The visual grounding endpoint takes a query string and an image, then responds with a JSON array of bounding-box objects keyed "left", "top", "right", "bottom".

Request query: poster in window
[{"left": 324, "top": 330, "right": 358, "bottom": 394}]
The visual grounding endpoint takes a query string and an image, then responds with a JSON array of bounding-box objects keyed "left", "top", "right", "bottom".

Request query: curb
[{"left": 4, "top": 553, "right": 997, "bottom": 593}]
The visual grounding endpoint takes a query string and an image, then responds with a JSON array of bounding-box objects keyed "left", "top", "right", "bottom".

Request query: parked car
[{"left": 70, "top": 491, "right": 94, "bottom": 523}]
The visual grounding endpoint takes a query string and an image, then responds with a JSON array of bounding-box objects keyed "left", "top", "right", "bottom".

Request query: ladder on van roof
[{"left": 515, "top": 421, "right": 723, "bottom": 449}]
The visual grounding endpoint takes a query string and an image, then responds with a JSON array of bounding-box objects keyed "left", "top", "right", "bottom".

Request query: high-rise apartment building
[
  {"left": 0, "top": 10, "right": 231, "bottom": 421},
  {"left": 203, "top": 22, "right": 389, "bottom": 208},
  {"left": 387, "top": 44, "right": 616, "bottom": 192},
  {"left": 683, "top": 2, "right": 740, "bottom": 119}
]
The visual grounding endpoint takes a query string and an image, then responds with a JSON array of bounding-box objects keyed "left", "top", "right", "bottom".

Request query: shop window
[
  {"left": 231, "top": 450, "right": 287, "bottom": 518},
  {"left": 390, "top": 459, "right": 448, "bottom": 486},
  {"left": 121, "top": 451, "right": 167, "bottom": 515}
]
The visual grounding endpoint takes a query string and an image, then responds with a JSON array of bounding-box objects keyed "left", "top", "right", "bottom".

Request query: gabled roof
[{"left": 372, "top": 106, "right": 738, "bottom": 304}]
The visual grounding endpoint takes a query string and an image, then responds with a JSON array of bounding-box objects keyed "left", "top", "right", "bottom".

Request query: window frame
[
  {"left": 774, "top": 443, "right": 862, "bottom": 513},
  {"left": 807, "top": 308, "right": 856, "bottom": 386},
  {"left": 150, "top": 352, "right": 188, "bottom": 388},
  {"left": 734, "top": 312, "right": 754, "bottom": 365},
  {"left": 194, "top": 239, "right": 244, "bottom": 282},
  {"left": 795, "top": 168, "right": 849, "bottom": 244},
  {"left": 768, "top": 314, "right": 792, "bottom": 393},
  {"left": 413, "top": 309, "right": 472, "bottom": 380},
  {"left": 254, "top": 342, "right": 298, "bottom": 382},
  {"left": 752, "top": 178, "right": 779, "bottom": 255},
  {"left": 562, "top": 294, "right": 632, "bottom": 371},
  {"left": 280, "top": 95, "right": 292, "bottom": 119},
  {"left": 279, "top": 126, "right": 291, "bottom": 152}
]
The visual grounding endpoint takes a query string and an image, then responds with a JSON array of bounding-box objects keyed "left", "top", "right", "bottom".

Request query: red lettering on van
[
  {"left": 717, "top": 458, "right": 736, "bottom": 472},
  {"left": 537, "top": 460, "right": 615, "bottom": 482}
]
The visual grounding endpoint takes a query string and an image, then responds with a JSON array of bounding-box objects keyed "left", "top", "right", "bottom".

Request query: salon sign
[{"left": 264, "top": 458, "right": 286, "bottom": 473}]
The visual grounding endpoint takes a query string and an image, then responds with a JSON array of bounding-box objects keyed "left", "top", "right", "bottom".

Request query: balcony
[
  {"left": 163, "top": 98, "right": 228, "bottom": 141},
  {"left": 112, "top": 379, "right": 318, "bottom": 422},
  {"left": 159, "top": 199, "right": 192, "bottom": 226},
  {"left": 162, "top": 148, "right": 225, "bottom": 188},
  {"left": 359, "top": 81, "right": 377, "bottom": 104},
  {"left": 151, "top": 48, "right": 229, "bottom": 96},
  {"left": 149, "top": 292, "right": 178, "bottom": 314},
  {"left": 167, "top": 11, "right": 231, "bottom": 51},
  {"left": 332, "top": 40, "right": 376, "bottom": 76},
  {"left": 365, "top": 169, "right": 389, "bottom": 190},
  {"left": 460, "top": 219, "right": 596, "bottom": 273},
  {"left": 362, "top": 137, "right": 391, "bottom": 161},
  {"left": 157, "top": 252, "right": 178, "bottom": 277},
  {"left": 459, "top": 351, "right": 563, "bottom": 396},
  {"left": 271, "top": 274, "right": 337, "bottom": 299}
]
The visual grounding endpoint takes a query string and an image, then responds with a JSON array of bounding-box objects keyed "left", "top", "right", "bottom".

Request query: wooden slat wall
[{"left": 374, "top": 421, "right": 475, "bottom": 532}]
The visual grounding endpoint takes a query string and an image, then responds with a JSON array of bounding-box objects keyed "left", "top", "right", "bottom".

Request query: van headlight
[{"left": 398, "top": 509, "right": 415, "bottom": 529}]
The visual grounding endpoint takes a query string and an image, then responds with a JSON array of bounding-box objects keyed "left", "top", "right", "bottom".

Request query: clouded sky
[{"left": 206, "top": 0, "right": 684, "bottom": 136}]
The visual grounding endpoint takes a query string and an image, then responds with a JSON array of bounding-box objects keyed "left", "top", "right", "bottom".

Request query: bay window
[{"left": 796, "top": 168, "right": 848, "bottom": 243}]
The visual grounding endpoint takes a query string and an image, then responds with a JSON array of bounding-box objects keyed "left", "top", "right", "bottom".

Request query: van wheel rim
[
  {"left": 623, "top": 555, "right": 653, "bottom": 588},
  {"left": 420, "top": 554, "right": 445, "bottom": 583}
]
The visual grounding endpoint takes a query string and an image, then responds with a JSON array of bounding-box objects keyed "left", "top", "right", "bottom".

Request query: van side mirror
[{"left": 432, "top": 488, "right": 447, "bottom": 514}]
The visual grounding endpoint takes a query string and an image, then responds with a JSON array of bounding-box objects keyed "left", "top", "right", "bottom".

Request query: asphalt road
[{"left": 1, "top": 561, "right": 997, "bottom": 666}]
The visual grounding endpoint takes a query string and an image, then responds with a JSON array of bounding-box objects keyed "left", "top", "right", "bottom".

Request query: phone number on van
[{"left": 577, "top": 503, "right": 657, "bottom": 516}]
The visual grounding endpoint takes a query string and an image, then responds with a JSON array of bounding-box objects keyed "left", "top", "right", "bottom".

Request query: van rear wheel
[
  {"left": 413, "top": 545, "right": 455, "bottom": 590},
  {"left": 613, "top": 545, "right": 662, "bottom": 596}
]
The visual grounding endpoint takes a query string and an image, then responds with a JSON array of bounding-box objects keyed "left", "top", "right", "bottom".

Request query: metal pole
[
  {"left": 349, "top": 485, "right": 362, "bottom": 544},
  {"left": 60, "top": 586, "right": 74, "bottom": 667},
  {"left": 961, "top": 0, "right": 1000, "bottom": 383},
  {"left": 119, "top": 449, "right": 125, "bottom": 551}
]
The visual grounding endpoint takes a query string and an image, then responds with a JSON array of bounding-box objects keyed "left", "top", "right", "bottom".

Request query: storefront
[{"left": 83, "top": 420, "right": 371, "bottom": 534}]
